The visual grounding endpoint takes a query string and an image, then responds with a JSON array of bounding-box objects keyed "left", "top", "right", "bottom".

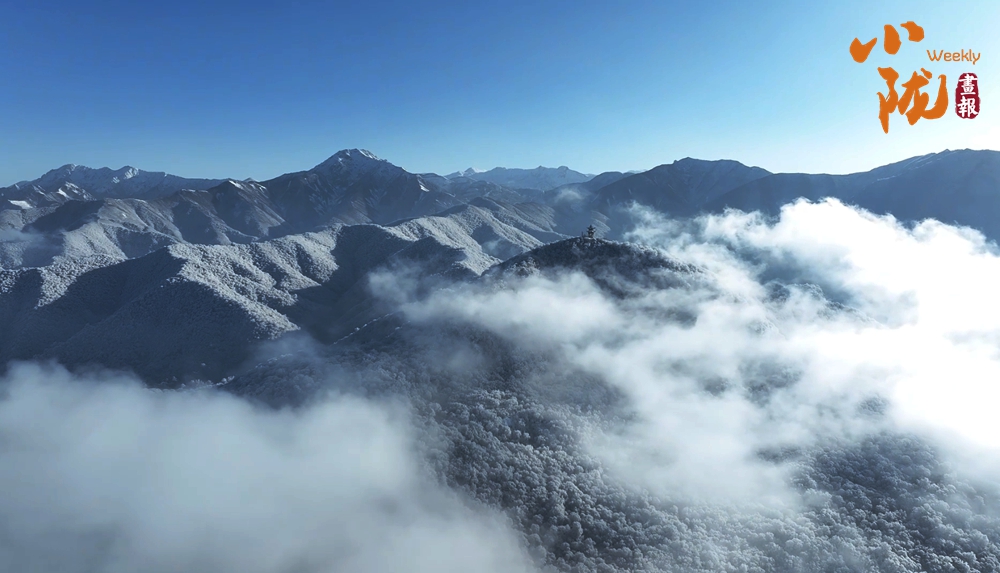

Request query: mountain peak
[
  {"left": 4, "top": 163, "right": 222, "bottom": 202},
  {"left": 443, "top": 168, "right": 484, "bottom": 179},
  {"left": 47, "top": 164, "right": 84, "bottom": 177},
  {"left": 317, "top": 148, "right": 383, "bottom": 167},
  {"left": 672, "top": 157, "right": 740, "bottom": 166},
  {"left": 486, "top": 237, "right": 701, "bottom": 296}
]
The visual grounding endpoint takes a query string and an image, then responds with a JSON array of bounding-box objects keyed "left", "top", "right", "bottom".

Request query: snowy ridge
[
  {"left": 447, "top": 165, "right": 594, "bottom": 191},
  {"left": 2, "top": 164, "right": 222, "bottom": 204},
  {"left": 0, "top": 201, "right": 563, "bottom": 383}
]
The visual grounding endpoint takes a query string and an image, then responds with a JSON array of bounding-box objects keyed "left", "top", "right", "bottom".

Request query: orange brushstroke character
[
  {"left": 898, "top": 69, "right": 948, "bottom": 124},
  {"left": 883, "top": 25, "right": 901, "bottom": 54},
  {"left": 877, "top": 67, "right": 947, "bottom": 132},
  {"left": 899, "top": 21, "right": 924, "bottom": 42},
  {"left": 851, "top": 37, "right": 878, "bottom": 63},
  {"left": 850, "top": 22, "right": 922, "bottom": 63},
  {"left": 877, "top": 67, "right": 900, "bottom": 133},
  {"left": 853, "top": 21, "right": 943, "bottom": 133}
]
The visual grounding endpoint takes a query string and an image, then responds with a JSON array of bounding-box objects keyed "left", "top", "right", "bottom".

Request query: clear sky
[{"left": 2, "top": 0, "right": 997, "bottom": 184}]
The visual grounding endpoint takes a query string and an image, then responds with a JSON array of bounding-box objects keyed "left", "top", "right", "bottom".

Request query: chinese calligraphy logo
[
  {"left": 850, "top": 22, "right": 948, "bottom": 133},
  {"left": 955, "top": 73, "right": 980, "bottom": 119}
]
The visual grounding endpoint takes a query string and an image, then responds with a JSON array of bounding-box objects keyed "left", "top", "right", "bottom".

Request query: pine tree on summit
[{"left": 586, "top": 225, "right": 596, "bottom": 239}]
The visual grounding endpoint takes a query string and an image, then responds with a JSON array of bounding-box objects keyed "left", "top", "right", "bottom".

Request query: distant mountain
[
  {"left": 418, "top": 172, "right": 530, "bottom": 204},
  {"left": 536, "top": 171, "right": 628, "bottom": 211},
  {"left": 534, "top": 159, "right": 772, "bottom": 239},
  {"left": 581, "top": 171, "right": 630, "bottom": 191},
  {"left": 707, "top": 149, "right": 1000, "bottom": 239},
  {"left": 0, "top": 150, "right": 551, "bottom": 269},
  {"left": 592, "top": 158, "right": 772, "bottom": 217},
  {"left": 445, "top": 168, "right": 484, "bottom": 178},
  {"left": 7, "top": 148, "right": 1000, "bottom": 274},
  {"left": 447, "top": 165, "right": 593, "bottom": 191},
  {"left": 9, "top": 148, "right": 1000, "bottom": 275},
  {"left": 544, "top": 171, "right": 630, "bottom": 202},
  {"left": 0, "top": 164, "right": 222, "bottom": 208},
  {"left": 538, "top": 151, "right": 1000, "bottom": 245},
  {"left": 260, "top": 149, "right": 459, "bottom": 229}
]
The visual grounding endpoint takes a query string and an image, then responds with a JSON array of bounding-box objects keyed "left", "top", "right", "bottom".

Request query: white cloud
[
  {"left": 392, "top": 199, "right": 1000, "bottom": 506},
  {"left": 0, "top": 362, "right": 539, "bottom": 573}
]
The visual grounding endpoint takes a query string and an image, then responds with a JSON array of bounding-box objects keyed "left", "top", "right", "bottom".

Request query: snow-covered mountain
[
  {"left": 6, "top": 147, "right": 1000, "bottom": 307},
  {"left": 707, "top": 149, "right": 1000, "bottom": 239},
  {"left": 218, "top": 235, "right": 1000, "bottom": 572},
  {"left": 0, "top": 164, "right": 222, "bottom": 208},
  {"left": 444, "top": 167, "right": 485, "bottom": 178},
  {"left": 592, "top": 158, "right": 772, "bottom": 217},
  {"left": 0, "top": 151, "right": 555, "bottom": 269},
  {"left": 0, "top": 198, "right": 563, "bottom": 383},
  {"left": 0, "top": 226, "right": 450, "bottom": 384},
  {"left": 447, "top": 165, "right": 594, "bottom": 191},
  {"left": 5, "top": 142, "right": 1000, "bottom": 571},
  {"left": 259, "top": 149, "right": 455, "bottom": 228},
  {"left": 9, "top": 149, "right": 1000, "bottom": 251}
]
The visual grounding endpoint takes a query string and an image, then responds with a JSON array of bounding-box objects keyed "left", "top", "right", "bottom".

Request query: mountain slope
[
  {"left": 0, "top": 224, "right": 484, "bottom": 384},
  {"left": 0, "top": 196, "right": 565, "bottom": 383},
  {"left": 0, "top": 186, "right": 283, "bottom": 269}
]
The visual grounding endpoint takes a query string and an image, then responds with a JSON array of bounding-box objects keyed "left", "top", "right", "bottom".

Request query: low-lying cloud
[
  {"left": 0, "top": 363, "right": 538, "bottom": 573},
  {"left": 654, "top": 199, "right": 1000, "bottom": 452},
  {"left": 388, "top": 198, "right": 1000, "bottom": 505}
]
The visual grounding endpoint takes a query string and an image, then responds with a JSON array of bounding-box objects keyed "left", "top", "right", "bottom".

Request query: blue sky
[{"left": 2, "top": 0, "right": 997, "bottom": 183}]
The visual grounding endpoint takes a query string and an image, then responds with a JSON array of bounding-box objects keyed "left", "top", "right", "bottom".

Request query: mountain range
[
  {"left": 4, "top": 146, "right": 1000, "bottom": 572},
  {"left": 6, "top": 148, "right": 999, "bottom": 265},
  {"left": 445, "top": 165, "right": 594, "bottom": 191},
  {"left": 4, "top": 148, "right": 1000, "bottom": 384}
]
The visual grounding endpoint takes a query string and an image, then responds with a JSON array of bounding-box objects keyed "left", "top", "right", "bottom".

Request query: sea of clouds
[{"left": 3, "top": 198, "right": 1000, "bottom": 571}]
